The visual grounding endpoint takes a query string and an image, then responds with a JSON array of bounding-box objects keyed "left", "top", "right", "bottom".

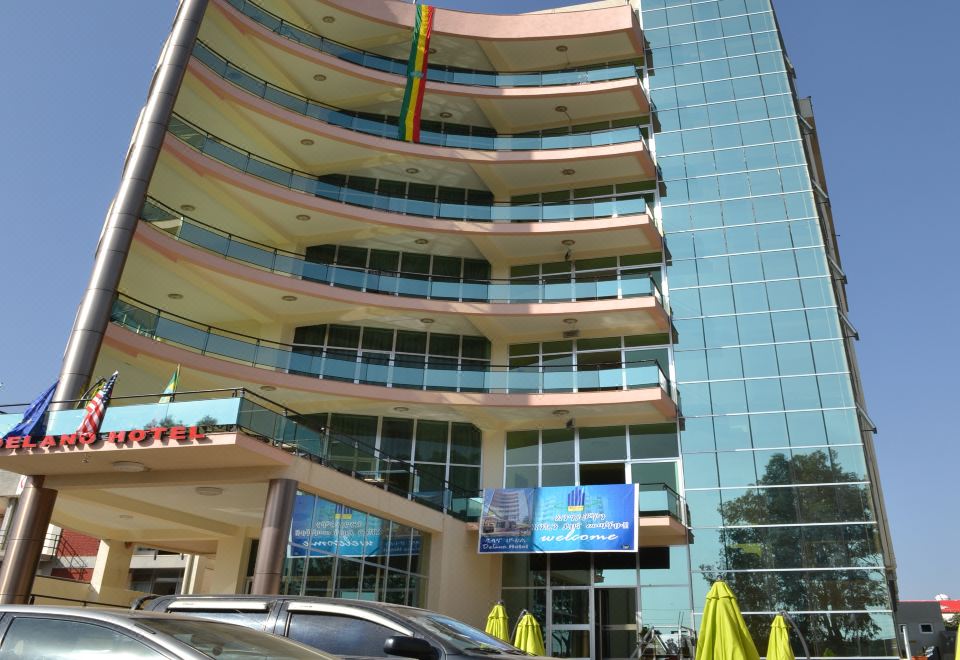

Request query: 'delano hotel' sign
[
  {"left": 1, "top": 426, "right": 207, "bottom": 452},
  {"left": 478, "top": 484, "right": 639, "bottom": 554}
]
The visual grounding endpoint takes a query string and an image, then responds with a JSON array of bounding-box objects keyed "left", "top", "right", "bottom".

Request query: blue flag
[{"left": 2, "top": 380, "right": 59, "bottom": 440}]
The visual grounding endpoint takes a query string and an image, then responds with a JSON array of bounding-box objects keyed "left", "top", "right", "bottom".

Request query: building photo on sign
[{"left": 478, "top": 484, "right": 638, "bottom": 554}]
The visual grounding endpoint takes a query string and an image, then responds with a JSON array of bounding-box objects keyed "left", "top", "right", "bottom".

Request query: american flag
[{"left": 76, "top": 371, "right": 119, "bottom": 437}]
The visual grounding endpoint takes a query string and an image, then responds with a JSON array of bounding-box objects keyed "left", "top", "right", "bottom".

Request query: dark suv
[{"left": 140, "top": 595, "right": 537, "bottom": 660}]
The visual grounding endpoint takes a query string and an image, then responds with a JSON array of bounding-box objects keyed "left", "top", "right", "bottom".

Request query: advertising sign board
[{"left": 478, "top": 484, "right": 638, "bottom": 554}]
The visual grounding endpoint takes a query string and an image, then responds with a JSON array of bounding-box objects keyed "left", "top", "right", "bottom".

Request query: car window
[
  {"left": 164, "top": 608, "right": 269, "bottom": 629},
  {"left": 287, "top": 612, "right": 398, "bottom": 657},
  {"left": 0, "top": 616, "right": 164, "bottom": 659},
  {"left": 140, "top": 617, "right": 337, "bottom": 660}
]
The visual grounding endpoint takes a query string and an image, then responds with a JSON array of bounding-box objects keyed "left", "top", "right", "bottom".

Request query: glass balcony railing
[
  {"left": 110, "top": 296, "right": 669, "bottom": 395},
  {"left": 224, "top": 0, "right": 641, "bottom": 89},
  {"left": 142, "top": 200, "right": 663, "bottom": 304},
  {"left": 166, "top": 114, "right": 656, "bottom": 223},
  {"left": 637, "top": 482, "right": 685, "bottom": 523},
  {"left": 0, "top": 389, "right": 482, "bottom": 521},
  {"left": 194, "top": 42, "right": 648, "bottom": 152}
]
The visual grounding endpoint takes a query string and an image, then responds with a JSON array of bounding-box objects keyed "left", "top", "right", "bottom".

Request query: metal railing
[
  {"left": 110, "top": 296, "right": 669, "bottom": 395},
  {"left": 0, "top": 389, "right": 482, "bottom": 520},
  {"left": 142, "top": 200, "right": 662, "bottom": 304},
  {"left": 224, "top": 0, "right": 641, "bottom": 88},
  {"left": 167, "top": 114, "right": 657, "bottom": 223},
  {"left": 194, "top": 41, "right": 650, "bottom": 152}
]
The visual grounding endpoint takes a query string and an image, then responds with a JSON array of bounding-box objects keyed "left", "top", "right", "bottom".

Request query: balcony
[
  {"left": 219, "top": 0, "right": 645, "bottom": 88},
  {"left": 192, "top": 41, "right": 650, "bottom": 153},
  {"left": 165, "top": 114, "right": 658, "bottom": 222},
  {"left": 202, "top": 0, "right": 652, "bottom": 134},
  {"left": 175, "top": 69, "right": 656, "bottom": 195},
  {"left": 142, "top": 200, "right": 665, "bottom": 304},
  {"left": 131, "top": 216, "right": 669, "bottom": 342},
  {"left": 0, "top": 390, "right": 479, "bottom": 521},
  {"left": 111, "top": 296, "right": 667, "bottom": 395},
  {"left": 103, "top": 298, "right": 677, "bottom": 428}
]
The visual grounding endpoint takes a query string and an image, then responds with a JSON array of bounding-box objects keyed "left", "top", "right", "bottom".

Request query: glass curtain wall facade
[{"left": 641, "top": 0, "right": 896, "bottom": 656}]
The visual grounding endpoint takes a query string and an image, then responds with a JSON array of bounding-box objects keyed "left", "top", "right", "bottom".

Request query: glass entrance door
[{"left": 594, "top": 588, "right": 639, "bottom": 660}]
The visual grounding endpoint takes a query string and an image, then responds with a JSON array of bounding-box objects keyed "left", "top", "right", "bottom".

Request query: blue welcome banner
[
  {"left": 288, "top": 493, "right": 419, "bottom": 558},
  {"left": 478, "top": 484, "right": 638, "bottom": 554}
]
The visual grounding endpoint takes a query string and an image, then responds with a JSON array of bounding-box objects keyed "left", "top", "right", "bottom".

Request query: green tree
[{"left": 698, "top": 449, "right": 892, "bottom": 656}]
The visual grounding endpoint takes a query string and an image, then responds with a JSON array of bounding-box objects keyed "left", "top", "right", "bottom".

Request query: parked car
[
  {"left": 140, "top": 595, "right": 536, "bottom": 659},
  {"left": 0, "top": 605, "right": 339, "bottom": 659}
]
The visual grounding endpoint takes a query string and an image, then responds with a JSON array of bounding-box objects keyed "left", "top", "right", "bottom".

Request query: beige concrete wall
[
  {"left": 426, "top": 517, "right": 501, "bottom": 629},
  {"left": 31, "top": 575, "right": 145, "bottom": 609}
]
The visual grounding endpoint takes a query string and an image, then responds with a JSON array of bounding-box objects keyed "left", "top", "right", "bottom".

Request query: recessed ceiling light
[
  {"left": 195, "top": 486, "right": 224, "bottom": 496},
  {"left": 167, "top": 293, "right": 183, "bottom": 300},
  {"left": 420, "top": 318, "right": 435, "bottom": 324},
  {"left": 405, "top": 167, "right": 420, "bottom": 174},
  {"left": 260, "top": 385, "right": 277, "bottom": 391},
  {"left": 112, "top": 461, "right": 148, "bottom": 473},
  {"left": 414, "top": 238, "right": 429, "bottom": 245},
  {"left": 322, "top": 15, "right": 335, "bottom": 23},
  {"left": 562, "top": 168, "right": 576, "bottom": 175},
  {"left": 300, "top": 138, "right": 315, "bottom": 146},
  {"left": 552, "top": 409, "right": 570, "bottom": 416},
  {"left": 563, "top": 318, "right": 578, "bottom": 325},
  {"left": 554, "top": 105, "right": 568, "bottom": 113},
  {"left": 179, "top": 204, "right": 196, "bottom": 212},
  {"left": 561, "top": 239, "right": 575, "bottom": 246},
  {"left": 313, "top": 74, "right": 327, "bottom": 82},
  {"left": 393, "top": 406, "right": 409, "bottom": 413},
  {"left": 281, "top": 295, "right": 298, "bottom": 301},
  {"left": 296, "top": 214, "right": 311, "bottom": 221},
  {"left": 556, "top": 45, "right": 568, "bottom": 53},
  {"left": 439, "top": 111, "right": 452, "bottom": 119}
]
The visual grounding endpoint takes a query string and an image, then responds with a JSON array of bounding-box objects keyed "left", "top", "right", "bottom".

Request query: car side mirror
[{"left": 384, "top": 635, "right": 440, "bottom": 660}]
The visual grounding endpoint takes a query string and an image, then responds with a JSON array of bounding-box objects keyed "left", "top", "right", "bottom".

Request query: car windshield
[
  {"left": 403, "top": 612, "right": 524, "bottom": 655},
  {"left": 137, "top": 617, "right": 338, "bottom": 659}
]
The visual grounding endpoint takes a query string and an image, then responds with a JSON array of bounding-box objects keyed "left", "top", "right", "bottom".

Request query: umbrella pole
[
  {"left": 511, "top": 609, "right": 527, "bottom": 644},
  {"left": 779, "top": 610, "right": 811, "bottom": 660}
]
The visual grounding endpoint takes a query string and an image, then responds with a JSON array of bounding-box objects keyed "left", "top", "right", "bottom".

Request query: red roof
[{"left": 939, "top": 600, "right": 960, "bottom": 615}]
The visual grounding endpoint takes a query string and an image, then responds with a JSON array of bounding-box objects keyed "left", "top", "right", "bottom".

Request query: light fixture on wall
[
  {"left": 195, "top": 486, "right": 224, "bottom": 496},
  {"left": 112, "top": 461, "right": 147, "bottom": 473}
]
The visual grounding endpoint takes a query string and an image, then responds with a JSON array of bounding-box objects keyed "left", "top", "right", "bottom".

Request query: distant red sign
[
  {"left": 2, "top": 426, "right": 206, "bottom": 451},
  {"left": 940, "top": 600, "right": 960, "bottom": 615}
]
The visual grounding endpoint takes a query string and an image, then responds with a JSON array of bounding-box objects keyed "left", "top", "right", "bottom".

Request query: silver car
[{"left": 0, "top": 605, "right": 339, "bottom": 659}]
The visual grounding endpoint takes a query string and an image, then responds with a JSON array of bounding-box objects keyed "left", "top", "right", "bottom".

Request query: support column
[
  {"left": 0, "top": 477, "right": 57, "bottom": 604},
  {"left": 250, "top": 479, "right": 297, "bottom": 594},
  {"left": 90, "top": 539, "right": 135, "bottom": 594},
  {"left": 209, "top": 534, "right": 250, "bottom": 594},
  {"left": 54, "top": 0, "right": 209, "bottom": 403}
]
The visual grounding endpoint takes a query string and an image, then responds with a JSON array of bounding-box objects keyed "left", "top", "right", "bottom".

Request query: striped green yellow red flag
[{"left": 398, "top": 4, "right": 435, "bottom": 142}]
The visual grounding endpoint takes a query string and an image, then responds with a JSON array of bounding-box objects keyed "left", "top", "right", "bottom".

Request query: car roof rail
[{"left": 130, "top": 594, "right": 161, "bottom": 610}]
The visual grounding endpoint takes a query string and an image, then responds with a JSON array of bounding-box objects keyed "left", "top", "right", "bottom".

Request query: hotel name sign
[{"left": 1, "top": 426, "right": 207, "bottom": 452}]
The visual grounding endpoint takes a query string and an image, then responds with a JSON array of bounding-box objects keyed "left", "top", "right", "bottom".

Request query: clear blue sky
[{"left": 0, "top": 2, "right": 956, "bottom": 600}]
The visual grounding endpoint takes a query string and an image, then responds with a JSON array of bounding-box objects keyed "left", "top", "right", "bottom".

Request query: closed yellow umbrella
[
  {"left": 485, "top": 602, "right": 510, "bottom": 642},
  {"left": 695, "top": 580, "right": 760, "bottom": 660},
  {"left": 766, "top": 615, "right": 795, "bottom": 660},
  {"left": 513, "top": 610, "right": 546, "bottom": 656}
]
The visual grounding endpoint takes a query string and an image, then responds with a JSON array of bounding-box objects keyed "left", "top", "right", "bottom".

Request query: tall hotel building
[{"left": 0, "top": 0, "right": 898, "bottom": 657}]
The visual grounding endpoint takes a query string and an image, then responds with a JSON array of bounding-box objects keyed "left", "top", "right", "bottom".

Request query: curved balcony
[
  {"left": 193, "top": 41, "right": 648, "bottom": 153},
  {"left": 142, "top": 200, "right": 662, "bottom": 305},
  {"left": 166, "top": 114, "right": 657, "bottom": 223},
  {"left": 223, "top": 0, "right": 642, "bottom": 88},
  {"left": 111, "top": 296, "right": 668, "bottom": 396}
]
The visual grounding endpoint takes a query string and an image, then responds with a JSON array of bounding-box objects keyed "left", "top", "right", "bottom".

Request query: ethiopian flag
[{"left": 398, "top": 4, "right": 435, "bottom": 142}]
